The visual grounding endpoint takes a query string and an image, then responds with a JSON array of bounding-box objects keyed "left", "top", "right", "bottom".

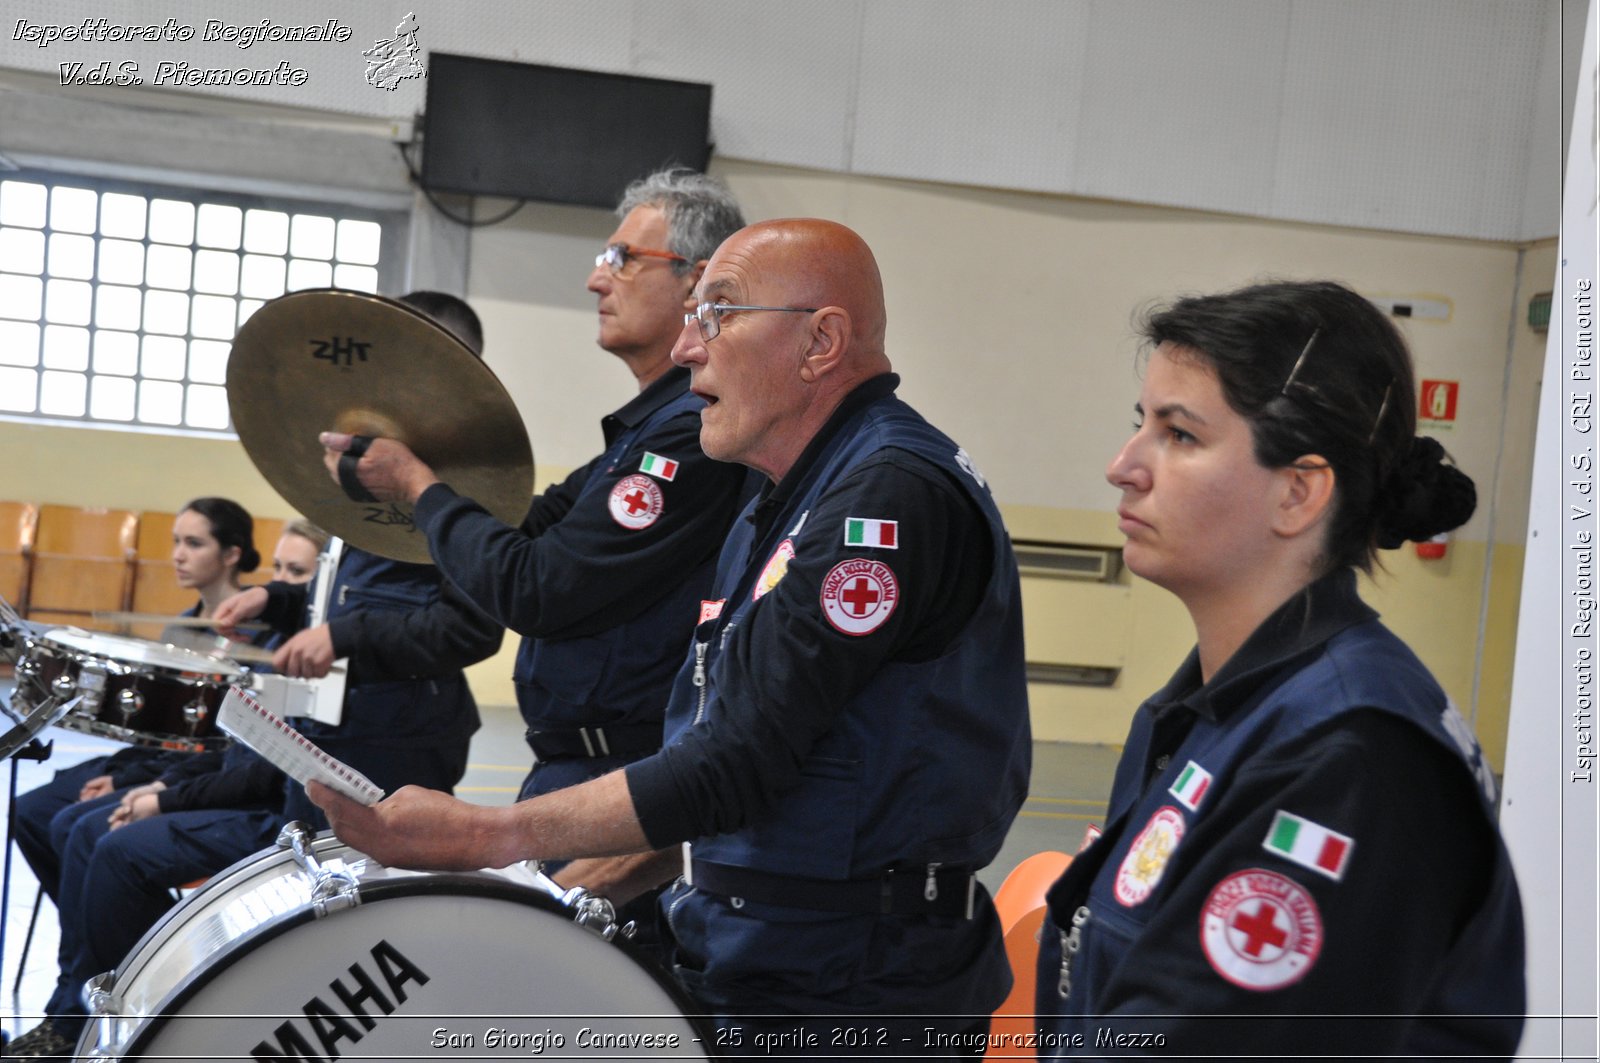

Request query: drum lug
[
  {"left": 117, "top": 685, "right": 145, "bottom": 722},
  {"left": 183, "top": 692, "right": 209, "bottom": 732},
  {"left": 277, "top": 822, "right": 362, "bottom": 917},
  {"left": 83, "top": 970, "right": 124, "bottom": 1059},
  {"left": 560, "top": 886, "right": 634, "bottom": 943}
]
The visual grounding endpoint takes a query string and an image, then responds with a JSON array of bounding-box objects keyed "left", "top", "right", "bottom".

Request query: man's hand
[
  {"left": 106, "top": 781, "right": 165, "bottom": 828},
  {"left": 77, "top": 775, "right": 115, "bottom": 802},
  {"left": 554, "top": 852, "right": 682, "bottom": 907},
  {"left": 309, "top": 771, "right": 648, "bottom": 876},
  {"left": 320, "top": 432, "right": 441, "bottom": 506},
  {"left": 307, "top": 782, "right": 514, "bottom": 871},
  {"left": 273, "top": 624, "right": 336, "bottom": 678},
  {"left": 108, "top": 790, "right": 163, "bottom": 830},
  {"left": 213, "top": 586, "right": 269, "bottom": 638}
]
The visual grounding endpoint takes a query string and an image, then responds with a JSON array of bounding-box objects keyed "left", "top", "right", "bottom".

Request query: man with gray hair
[{"left": 322, "top": 170, "right": 751, "bottom": 849}]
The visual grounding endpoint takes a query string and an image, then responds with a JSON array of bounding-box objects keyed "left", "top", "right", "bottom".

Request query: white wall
[{"left": 0, "top": 0, "right": 1566, "bottom": 241}]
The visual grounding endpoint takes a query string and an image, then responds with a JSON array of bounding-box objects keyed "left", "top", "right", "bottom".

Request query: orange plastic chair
[
  {"left": 987, "top": 851, "right": 1072, "bottom": 1059},
  {"left": 25, "top": 505, "right": 137, "bottom": 630}
]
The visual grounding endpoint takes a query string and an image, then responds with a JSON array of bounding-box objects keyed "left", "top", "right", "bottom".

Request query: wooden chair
[
  {"left": 0, "top": 500, "right": 38, "bottom": 615},
  {"left": 24, "top": 505, "right": 137, "bottom": 631},
  {"left": 132, "top": 511, "right": 289, "bottom": 615},
  {"left": 251, "top": 516, "right": 285, "bottom": 585},
  {"left": 130, "top": 511, "right": 195, "bottom": 617}
]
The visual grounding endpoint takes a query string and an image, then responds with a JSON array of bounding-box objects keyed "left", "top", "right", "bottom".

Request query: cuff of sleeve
[
  {"left": 259, "top": 580, "right": 307, "bottom": 631},
  {"left": 624, "top": 753, "right": 697, "bottom": 850},
  {"left": 156, "top": 790, "right": 179, "bottom": 814},
  {"left": 327, "top": 614, "right": 357, "bottom": 661},
  {"left": 413, "top": 481, "right": 461, "bottom": 533}
]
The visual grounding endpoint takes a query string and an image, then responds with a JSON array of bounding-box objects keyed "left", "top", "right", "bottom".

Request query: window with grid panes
[{"left": 0, "top": 172, "right": 399, "bottom": 434}]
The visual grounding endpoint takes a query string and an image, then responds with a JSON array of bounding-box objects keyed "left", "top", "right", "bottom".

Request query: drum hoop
[
  {"left": 103, "top": 846, "right": 715, "bottom": 1058},
  {"left": 34, "top": 627, "right": 245, "bottom": 683},
  {"left": 52, "top": 715, "right": 228, "bottom": 753}
]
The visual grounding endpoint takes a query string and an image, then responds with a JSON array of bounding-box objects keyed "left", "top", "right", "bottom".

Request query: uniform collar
[
  {"left": 750, "top": 373, "right": 900, "bottom": 529},
  {"left": 1145, "top": 568, "right": 1378, "bottom": 725},
  {"left": 601, "top": 365, "right": 692, "bottom": 444}
]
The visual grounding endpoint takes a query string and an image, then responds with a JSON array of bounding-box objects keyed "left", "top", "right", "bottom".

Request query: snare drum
[
  {"left": 80, "top": 828, "right": 712, "bottom": 1061},
  {"left": 12, "top": 628, "right": 241, "bottom": 752}
]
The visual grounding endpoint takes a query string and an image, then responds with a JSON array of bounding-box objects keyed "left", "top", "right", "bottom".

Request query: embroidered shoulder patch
[
  {"left": 954, "top": 447, "right": 987, "bottom": 489},
  {"left": 1440, "top": 700, "right": 1499, "bottom": 804},
  {"left": 753, "top": 539, "right": 795, "bottom": 601},
  {"left": 843, "top": 517, "right": 898, "bottom": 549},
  {"left": 608, "top": 474, "right": 664, "bottom": 530},
  {"left": 1168, "top": 760, "right": 1213, "bottom": 812},
  {"left": 819, "top": 558, "right": 899, "bottom": 635},
  {"left": 1114, "top": 806, "right": 1185, "bottom": 907},
  {"left": 1199, "top": 869, "right": 1323, "bottom": 991},
  {"left": 638, "top": 452, "right": 679, "bottom": 481},
  {"left": 1262, "top": 811, "right": 1353, "bottom": 881}
]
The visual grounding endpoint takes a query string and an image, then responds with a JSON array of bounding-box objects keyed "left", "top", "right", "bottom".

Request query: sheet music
[{"left": 218, "top": 686, "right": 383, "bottom": 805}]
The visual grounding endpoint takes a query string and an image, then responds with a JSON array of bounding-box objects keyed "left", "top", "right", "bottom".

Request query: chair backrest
[
  {"left": 0, "top": 501, "right": 39, "bottom": 614},
  {"left": 131, "top": 511, "right": 193, "bottom": 617},
  {"left": 131, "top": 510, "right": 285, "bottom": 614},
  {"left": 27, "top": 505, "right": 138, "bottom": 630},
  {"left": 986, "top": 850, "right": 1073, "bottom": 1059},
  {"left": 251, "top": 517, "right": 285, "bottom": 585}
]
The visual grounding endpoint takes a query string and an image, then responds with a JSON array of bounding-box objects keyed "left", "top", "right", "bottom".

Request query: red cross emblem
[
  {"left": 819, "top": 558, "right": 898, "bottom": 635},
  {"left": 1200, "top": 869, "right": 1322, "bottom": 990},
  {"left": 608, "top": 474, "right": 664, "bottom": 530},
  {"left": 840, "top": 577, "right": 881, "bottom": 616},
  {"left": 1230, "top": 900, "right": 1289, "bottom": 957}
]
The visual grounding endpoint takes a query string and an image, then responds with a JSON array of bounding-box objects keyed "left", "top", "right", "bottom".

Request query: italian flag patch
[
  {"left": 844, "top": 517, "right": 898, "bottom": 549},
  {"left": 1168, "top": 760, "right": 1212, "bottom": 811},
  {"left": 1263, "top": 810, "right": 1353, "bottom": 881},
  {"left": 639, "top": 452, "right": 679, "bottom": 481}
]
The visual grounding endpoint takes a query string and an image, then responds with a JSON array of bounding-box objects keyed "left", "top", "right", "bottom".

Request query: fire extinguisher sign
[{"left": 1419, "top": 379, "right": 1459, "bottom": 427}]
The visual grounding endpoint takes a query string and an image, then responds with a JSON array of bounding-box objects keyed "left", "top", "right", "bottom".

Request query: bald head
[
  {"left": 672, "top": 218, "right": 896, "bottom": 483},
  {"left": 731, "top": 219, "right": 888, "bottom": 369}
]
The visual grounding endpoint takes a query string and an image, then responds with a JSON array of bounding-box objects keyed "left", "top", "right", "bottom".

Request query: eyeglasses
[
  {"left": 684, "top": 302, "right": 819, "bottom": 342},
  {"left": 595, "top": 242, "right": 689, "bottom": 275}
]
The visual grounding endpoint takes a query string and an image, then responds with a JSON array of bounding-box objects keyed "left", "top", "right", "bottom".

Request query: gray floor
[{"left": 1, "top": 694, "right": 1117, "bottom": 1037}]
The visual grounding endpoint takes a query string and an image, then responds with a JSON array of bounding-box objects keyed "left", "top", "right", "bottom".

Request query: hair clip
[
  {"left": 1280, "top": 328, "right": 1321, "bottom": 396},
  {"left": 1367, "top": 379, "right": 1395, "bottom": 445}
]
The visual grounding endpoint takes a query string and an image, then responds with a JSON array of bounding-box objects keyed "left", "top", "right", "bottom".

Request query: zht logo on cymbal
[{"left": 311, "top": 337, "right": 372, "bottom": 368}]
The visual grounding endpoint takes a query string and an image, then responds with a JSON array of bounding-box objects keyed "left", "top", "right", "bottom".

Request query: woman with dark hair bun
[
  {"left": 169, "top": 496, "right": 260, "bottom": 620},
  {"left": 1035, "top": 280, "right": 1524, "bottom": 1058}
]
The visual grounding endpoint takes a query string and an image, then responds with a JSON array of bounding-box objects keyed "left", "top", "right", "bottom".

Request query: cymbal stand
[{"left": 2, "top": 705, "right": 53, "bottom": 1011}]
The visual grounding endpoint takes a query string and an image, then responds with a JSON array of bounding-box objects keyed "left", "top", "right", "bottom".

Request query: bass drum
[{"left": 79, "top": 830, "right": 713, "bottom": 1061}]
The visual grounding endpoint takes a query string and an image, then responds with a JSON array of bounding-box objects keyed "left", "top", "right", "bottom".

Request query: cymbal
[{"left": 227, "top": 289, "right": 534, "bottom": 564}]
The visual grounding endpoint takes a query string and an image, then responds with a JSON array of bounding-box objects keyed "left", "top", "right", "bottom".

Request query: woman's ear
[{"left": 1275, "top": 455, "right": 1336, "bottom": 539}]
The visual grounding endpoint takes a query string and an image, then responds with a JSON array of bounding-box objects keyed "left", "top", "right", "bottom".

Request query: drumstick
[
  {"left": 219, "top": 643, "right": 278, "bottom": 665},
  {"left": 92, "top": 611, "right": 270, "bottom": 633}
]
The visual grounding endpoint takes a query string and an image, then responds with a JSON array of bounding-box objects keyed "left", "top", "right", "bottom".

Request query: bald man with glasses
[
  {"left": 322, "top": 171, "right": 752, "bottom": 893},
  {"left": 317, "top": 219, "right": 1031, "bottom": 1057}
]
